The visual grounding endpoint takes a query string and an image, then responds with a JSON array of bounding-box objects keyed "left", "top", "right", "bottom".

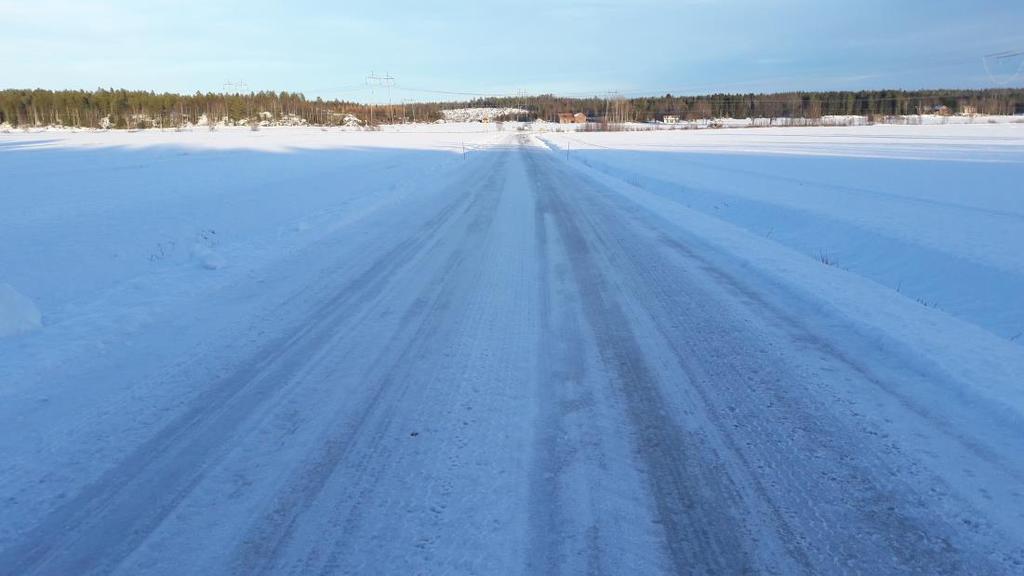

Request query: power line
[
  {"left": 984, "top": 50, "right": 1024, "bottom": 59},
  {"left": 222, "top": 81, "right": 249, "bottom": 94},
  {"left": 982, "top": 49, "right": 1024, "bottom": 86},
  {"left": 391, "top": 85, "right": 506, "bottom": 98},
  {"left": 366, "top": 72, "right": 396, "bottom": 124},
  {"left": 305, "top": 84, "right": 373, "bottom": 96}
]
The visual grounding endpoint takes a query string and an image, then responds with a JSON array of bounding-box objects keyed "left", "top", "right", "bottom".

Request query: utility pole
[
  {"left": 366, "top": 72, "right": 396, "bottom": 125},
  {"left": 982, "top": 50, "right": 1024, "bottom": 86},
  {"left": 602, "top": 91, "right": 622, "bottom": 125},
  {"left": 222, "top": 81, "right": 249, "bottom": 124},
  {"left": 401, "top": 99, "right": 417, "bottom": 123},
  {"left": 223, "top": 81, "right": 248, "bottom": 93}
]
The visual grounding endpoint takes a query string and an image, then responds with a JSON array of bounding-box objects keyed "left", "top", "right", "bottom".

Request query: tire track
[
  {"left": 230, "top": 149, "right": 512, "bottom": 575},
  {"left": 0, "top": 149, "right": 508, "bottom": 576},
  {"left": 525, "top": 148, "right": 755, "bottom": 575},
  {"left": 532, "top": 146, "right": 1020, "bottom": 574}
]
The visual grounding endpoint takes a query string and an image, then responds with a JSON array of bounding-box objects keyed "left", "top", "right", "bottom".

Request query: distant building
[
  {"left": 933, "top": 105, "right": 952, "bottom": 116},
  {"left": 558, "top": 112, "right": 587, "bottom": 124},
  {"left": 662, "top": 115, "right": 680, "bottom": 124},
  {"left": 959, "top": 105, "right": 977, "bottom": 116}
]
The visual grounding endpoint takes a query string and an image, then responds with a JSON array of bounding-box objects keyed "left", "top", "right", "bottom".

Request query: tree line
[
  {"left": 2, "top": 87, "right": 1022, "bottom": 129},
  {"left": 464, "top": 89, "right": 1024, "bottom": 122},
  {"left": 0, "top": 89, "right": 402, "bottom": 129}
]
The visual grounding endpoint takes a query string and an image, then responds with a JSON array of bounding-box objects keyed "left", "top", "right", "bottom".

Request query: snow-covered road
[{"left": 2, "top": 128, "right": 1023, "bottom": 574}]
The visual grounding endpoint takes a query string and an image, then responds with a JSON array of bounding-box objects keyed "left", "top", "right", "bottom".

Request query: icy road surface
[{"left": 1, "top": 126, "right": 1023, "bottom": 575}]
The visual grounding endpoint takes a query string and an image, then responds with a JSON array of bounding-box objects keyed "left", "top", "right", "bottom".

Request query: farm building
[{"left": 558, "top": 112, "right": 587, "bottom": 124}]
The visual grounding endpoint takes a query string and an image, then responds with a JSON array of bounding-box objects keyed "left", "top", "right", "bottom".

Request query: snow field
[
  {"left": 540, "top": 123, "right": 1024, "bottom": 343},
  {"left": 1, "top": 122, "right": 1022, "bottom": 574}
]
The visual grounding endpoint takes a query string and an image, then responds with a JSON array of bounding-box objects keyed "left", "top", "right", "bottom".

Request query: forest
[{"left": 2, "top": 87, "right": 1022, "bottom": 128}]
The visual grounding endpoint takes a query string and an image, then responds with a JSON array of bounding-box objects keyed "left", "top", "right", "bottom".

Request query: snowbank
[{"left": 441, "top": 107, "right": 528, "bottom": 122}]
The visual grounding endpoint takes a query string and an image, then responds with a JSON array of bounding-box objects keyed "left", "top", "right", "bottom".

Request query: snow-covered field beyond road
[
  {"left": 541, "top": 123, "right": 1024, "bottom": 341},
  {"left": 1, "top": 123, "right": 1022, "bottom": 575}
]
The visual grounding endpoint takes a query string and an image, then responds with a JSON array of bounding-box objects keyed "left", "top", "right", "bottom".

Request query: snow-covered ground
[
  {"left": 440, "top": 107, "right": 528, "bottom": 122},
  {"left": 540, "top": 124, "right": 1024, "bottom": 342},
  {"left": 1, "top": 123, "right": 1022, "bottom": 574}
]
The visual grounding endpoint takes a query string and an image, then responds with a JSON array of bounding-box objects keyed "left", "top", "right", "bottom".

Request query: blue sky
[{"left": 3, "top": 0, "right": 1023, "bottom": 100}]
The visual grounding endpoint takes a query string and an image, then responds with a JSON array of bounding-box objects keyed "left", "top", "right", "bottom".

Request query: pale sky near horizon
[{"left": 2, "top": 0, "right": 1023, "bottom": 101}]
